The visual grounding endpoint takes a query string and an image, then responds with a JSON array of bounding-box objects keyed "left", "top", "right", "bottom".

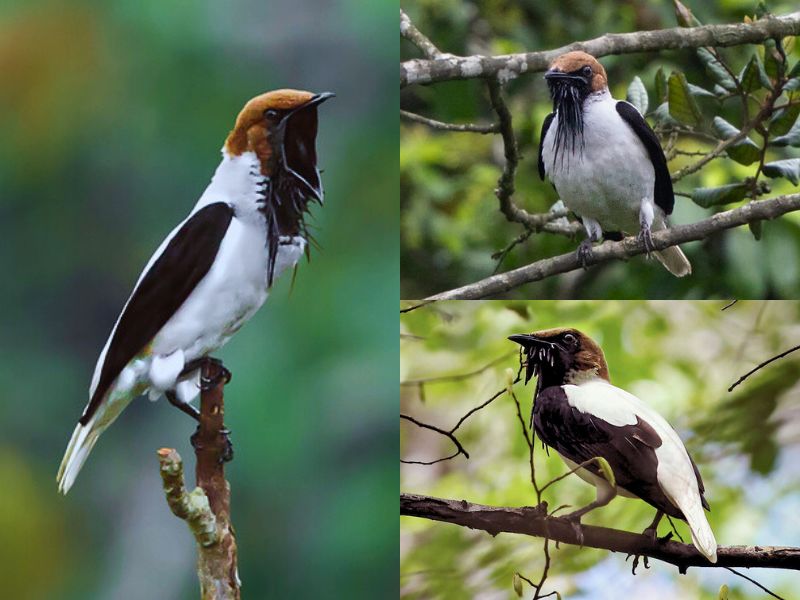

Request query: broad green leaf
[
  {"left": 668, "top": 72, "right": 702, "bottom": 126},
  {"left": 749, "top": 220, "right": 763, "bottom": 240},
  {"left": 755, "top": 52, "right": 773, "bottom": 89},
  {"left": 738, "top": 55, "right": 761, "bottom": 92},
  {"left": 785, "top": 78, "right": 800, "bottom": 92},
  {"left": 691, "top": 182, "right": 749, "bottom": 208},
  {"left": 772, "top": 117, "right": 800, "bottom": 147},
  {"left": 594, "top": 456, "right": 615, "bottom": 488},
  {"left": 770, "top": 104, "right": 800, "bottom": 136},
  {"left": 655, "top": 68, "right": 667, "bottom": 103},
  {"left": 712, "top": 117, "right": 761, "bottom": 165},
  {"left": 688, "top": 83, "right": 717, "bottom": 98},
  {"left": 763, "top": 159, "right": 800, "bottom": 185},
  {"left": 626, "top": 76, "right": 649, "bottom": 115},
  {"left": 789, "top": 61, "right": 800, "bottom": 78},
  {"left": 696, "top": 47, "right": 736, "bottom": 91},
  {"left": 763, "top": 39, "right": 784, "bottom": 81}
]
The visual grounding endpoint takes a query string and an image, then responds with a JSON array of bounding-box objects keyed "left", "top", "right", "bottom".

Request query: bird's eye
[
  {"left": 264, "top": 109, "right": 280, "bottom": 121},
  {"left": 581, "top": 66, "right": 593, "bottom": 78},
  {"left": 563, "top": 333, "right": 577, "bottom": 346}
]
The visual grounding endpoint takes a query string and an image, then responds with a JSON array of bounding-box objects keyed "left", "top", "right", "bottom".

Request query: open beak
[{"left": 280, "top": 92, "right": 335, "bottom": 203}]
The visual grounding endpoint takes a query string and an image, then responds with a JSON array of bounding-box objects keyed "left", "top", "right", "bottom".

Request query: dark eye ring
[
  {"left": 265, "top": 109, "right": 279, "bottom": 120},
  {"left": 563, "top": 333, "right": 577, "bottom": 346},
  {"left": 581, "top": 66, "right": 593, "bottom": 78}
]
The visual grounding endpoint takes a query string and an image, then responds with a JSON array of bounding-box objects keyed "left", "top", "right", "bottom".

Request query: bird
[
  {"left": 57, "top": 89, "right": 334, "bottom": 494},
  {"left": 538, "top": 51, "right": 691, "bottom": 277},
  {"left": 508, "top": 327, "right": 717, "bottom": 563}
]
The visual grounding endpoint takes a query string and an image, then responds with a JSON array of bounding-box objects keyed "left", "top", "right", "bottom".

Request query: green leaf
[
  {"left": 594, "top": 456, "right": 616, "bottom": 488},
  {"left": 655, "top": 68, "right": 667, "bottom": 103},
  {"left": 711, "top": 117, "right": 761, "bottom": 165},
  {"left": 668, "top": 72, "right": 702, "bottom": 126},
  {"left": 691, "top": 182, "right": 749, "bottom": 208},
  {"left": 769, "top": 103, "right": 800, "bottom": 136},
  {"left": 696, "top": 47, "right": 736, "bottom": 91},
  {"left": 785, "top": 78, "right": 800, "bottom": 92},
  {"left": 789, "top": 61, "right": 800, "bottom": 79},
  {"left": 763, "top": 39, "right": 784, "bottom": 81},
  {"left": 749, "top": 220, "right": 763, "bottom": 240},
  {"left": 626, "top": 76, "right": 649, "bottom": 115},
  {"left": 772, "top": 117, "right": 800, "bottom": 147},
  {"left": 512, "top": 573, "right": 523, "bottom": 597},
  {"left": 674, "top": 0, "right": 701, "bottom": 27},
  {"left": 718, "top": 584, "right": 729, "bottom": 600},
  {"left": 652, "top": 102, "right": 679, "bottom": 126},
  {"left": 739, "top": 55, "right": 762, "bottom": 92},
  {"left": 763, "top": 159, "right": 800, "bottom": 185},
  {"left": 688, "top": 83, "right": 717, "bottom": 98}
]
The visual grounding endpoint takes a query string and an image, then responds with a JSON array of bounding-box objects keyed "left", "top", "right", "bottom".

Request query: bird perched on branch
[
  {"left": 57, "top": 89, "right": 334, "bottom": 494},
  {"left": 538, "top": 51, "right": 691, "bottom": 276},
  {"left": 509, "top": 328, "right": 716, "bottom": 563}
]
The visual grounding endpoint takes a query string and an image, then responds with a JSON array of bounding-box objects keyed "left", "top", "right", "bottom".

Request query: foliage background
[
  {"left": 401, "top": 300, "right": 800, "bottom": 598},
  {"left": 401, "top": 0, "right": 800, "bottom": 299},
  {"left": 0, "top": 0, "right": 397, "bottom": 598}
]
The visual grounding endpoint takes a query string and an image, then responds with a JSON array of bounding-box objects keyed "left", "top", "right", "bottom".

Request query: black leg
[
  {"left": 165, "top": 390, "right": 200, "bottom": 421},
  {"left": 577, "top": 239, "right": 594, "bottom": 268},
  {"left": 180, "top": 356, "right": 232, "bottom": 390}
]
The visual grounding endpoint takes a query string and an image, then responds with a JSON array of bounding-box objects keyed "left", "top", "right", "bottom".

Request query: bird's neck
[
  {"left": 564, "top": 367, "right": 608, "bottom": 385},
  {"left": 192, "top": 149, "right": 268, "bottom": 224}
]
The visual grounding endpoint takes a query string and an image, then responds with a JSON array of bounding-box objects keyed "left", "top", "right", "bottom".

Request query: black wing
[
  {"left": 80, "top": 202, "right": 234, "bottom": 425},
  {"left": 538, "top": 113, "right": 555, "bottom": 181},
  {"left": 615, "top": 101, "right": 674, "bottom": 216},
  {"left": 533, "top": 385, "right": 687, "bottom": 519}
]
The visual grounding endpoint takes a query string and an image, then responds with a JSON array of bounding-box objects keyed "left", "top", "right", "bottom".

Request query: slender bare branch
[
  {"left": 401, "top": 12, "right": 800, "bottom": 86},
  {"left": 400, "top": 9, "right": 443, "bottom": 60},
  {"left": 424, "top": 193, "right": 800, "bottom": 300},
  {"left": 401, "top": 109, "right": 499, "bottom": 134},
  {"left": 728, "top": 343, "right": 800, "bottom": 392},
  {"left": 401, "top": 493, "right": 800, "bottom": 572}
]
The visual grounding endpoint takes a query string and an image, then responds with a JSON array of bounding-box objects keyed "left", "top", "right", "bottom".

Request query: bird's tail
[
  {"left": 653, "top": 245, "right": 691, "bottom": 277},
  {"left": 57, "top": 412, "right": 106, "bottom": 495},
  {"left": 681, "top": 500, "right": 718, "bottom": 563}
]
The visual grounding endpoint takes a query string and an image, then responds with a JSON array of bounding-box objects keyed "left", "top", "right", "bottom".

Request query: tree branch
[
  {"left": 159, "top": 361, "right": 240, "bottom": 600},
  {"left": 400, "top": 493, "right": 800, "bottom": 572},
  {"left": 401, "top": 12, "right": 800, "bottom": 87},
  {"left": 424, "top": 193, "right": 800, "bottom": 300},
  {"left": 400, "top": 109, "right": 499, "bottom": 134}
]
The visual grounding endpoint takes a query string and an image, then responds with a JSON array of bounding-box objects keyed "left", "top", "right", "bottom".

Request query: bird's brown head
[
  {"left": 545, "top": 51, "right": 608, "bottom": 94},
  {"left": 508, "top": 327, "right": 609, "bottom": 388}
]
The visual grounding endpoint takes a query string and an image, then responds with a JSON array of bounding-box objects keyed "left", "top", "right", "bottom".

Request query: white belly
[{"left": 542, "top": 96, "right": 657, "bottom": 233}]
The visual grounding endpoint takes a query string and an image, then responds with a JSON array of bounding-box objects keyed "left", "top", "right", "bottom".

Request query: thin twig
[
  {"left": 401, "top": 352, "right": 516, "bottom": 385},
  {"left": 400, "top": 414, "right": 470, "bottom": 465},
  {"left": 728, "top": 343, "right": 800, "bottom": 392},
  {"left": 400, "top": 9, "right": 442, "bottom": 60},
  {"left": 401, "top": 109, "right": 499, "bottom": 134},
  {"left": 724, "top": 567, "right": 786, "bottom": 599}
]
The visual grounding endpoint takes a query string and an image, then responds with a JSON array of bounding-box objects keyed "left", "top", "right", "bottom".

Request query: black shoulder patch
[
  {"left": 615, "top": 102, "right": 674, "bottom": 215},
  {"left": 80, "top": 202, "right": 234, "bottom": 425},
  {"left": 538, "top": 113, "right": 555, "bottom": 181},
  {"left": 533, "top": 385, "right": 691, "bottom": 520}
]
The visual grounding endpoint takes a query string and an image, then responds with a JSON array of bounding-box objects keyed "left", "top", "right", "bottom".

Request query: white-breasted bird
[
  {"left": 509, "top": 328, "right": 717, "bottom": 563},
  {"left": 539, "top": 51, "right": 691, "bottom": 276},
  {"left": 57, "top": 89, "right": 333, "bottom": 494}
]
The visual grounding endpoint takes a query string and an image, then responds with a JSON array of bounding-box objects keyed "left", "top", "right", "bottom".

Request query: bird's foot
[
  {"left": 642, "top": 525, "right": 672, "bottom": 544},
  {"left": 199, "top": 357, "right": 232, "bottom": 391},
  {"left": 577, "top": 239, "right": 594, "bottom": 269},
  {"left": 626, "top": 553, "right": 650, "bottom": 575},
  {"left": 637, "top": 223, "right": 655, "bottom": 255},
  {"left": 191, "top": 425, "right": 234, "bottom": 463}
]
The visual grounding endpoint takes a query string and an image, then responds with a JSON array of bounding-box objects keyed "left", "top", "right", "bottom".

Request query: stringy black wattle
[
  {"left": 259, "top": 172, "right": 318, "bottom": 286},
  {"left": 549, "top": 81, "right": 586, "bottom": 168}
]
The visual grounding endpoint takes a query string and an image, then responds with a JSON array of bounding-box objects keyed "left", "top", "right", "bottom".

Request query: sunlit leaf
[
  {"left": 691, "top": 182, "right": 749, "bottom": 208},
  {"left": 594, "top": 456, "right": 616, "bottom": 488},
  {"left": 668, "top": 71, "right": 702, "bottom": 126},
  {"left": 718, "top": 584, "right": 729, "bottom": 600},
  {"left": 512, "top": 573, "right": 523, "bottom": 597},
  {"left": 712, "top": 117, "right": 761, "bottom": 165},
  {"left": 763, "top": 159, "right": 800, "bottom": 185},
  {"left": 626, "top": 76, "right": 648, "bottom": 115}
]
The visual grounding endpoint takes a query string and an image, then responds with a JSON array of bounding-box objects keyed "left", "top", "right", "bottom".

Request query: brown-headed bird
[
  {"left": 57, "top": 89, "right": 334, "bottom": 494},
  {"left": 539, "top": 51, "right": 691, "bottom": 276},
  {"left": 509, "top": 328, "right": 716, "bottom": 562}
]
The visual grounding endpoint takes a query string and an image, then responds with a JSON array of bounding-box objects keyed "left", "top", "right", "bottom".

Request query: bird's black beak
[
  {"left": 280, "top": 92, "right": 335, "bottom": 203},
  {"left": 508, "top": 333, "right": 540, "bottom": 348},
  {"left": 544, "top": 69, "right": 589, "bottom": 86}
]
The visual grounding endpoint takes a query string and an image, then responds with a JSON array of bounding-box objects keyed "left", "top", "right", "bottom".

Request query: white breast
[{"left": 542, "top": 93, "right": 657, "bottom": 232}]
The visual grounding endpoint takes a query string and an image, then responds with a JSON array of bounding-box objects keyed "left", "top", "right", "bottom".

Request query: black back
[
  {"left": 80, "top": 202, "right": 234, "bottom": 425},
  {"left": 533, "top": 385, "right": 709, "bottom": 519},
  {"left": 538, "top": 112, "right": 555, "bottom": 180},
  {"left": 615, "top": 101, "right": 674, "bottom": 215}
]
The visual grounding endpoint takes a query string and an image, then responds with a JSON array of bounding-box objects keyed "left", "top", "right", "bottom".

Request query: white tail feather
[
  {"left": 654, "top": 245, "right": 692, "bottom": 277},
  {"left": 57, "top": 414, "right": 104, "bottom": 494},
  {"left": 681, "top": 501, "right": 718, "bottom": 563}
]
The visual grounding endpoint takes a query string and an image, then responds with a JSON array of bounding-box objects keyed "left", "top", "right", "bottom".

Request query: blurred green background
[
  {"left": 401, "top": 0, "right": 800, "bottom": 299},
  {"left": 0, "top": 0, "right": 397, "bottom": 598},
  {"left": 401, "top": 300, "right": 800, "bottom": 598}
]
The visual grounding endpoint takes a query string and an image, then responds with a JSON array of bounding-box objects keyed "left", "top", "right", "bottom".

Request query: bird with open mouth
[
  {"left": 57, "top": 89, "right": 334, "bottom": 494},
  {"left": 509, "top": 327, "right": 717, "bottom": 563}
]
